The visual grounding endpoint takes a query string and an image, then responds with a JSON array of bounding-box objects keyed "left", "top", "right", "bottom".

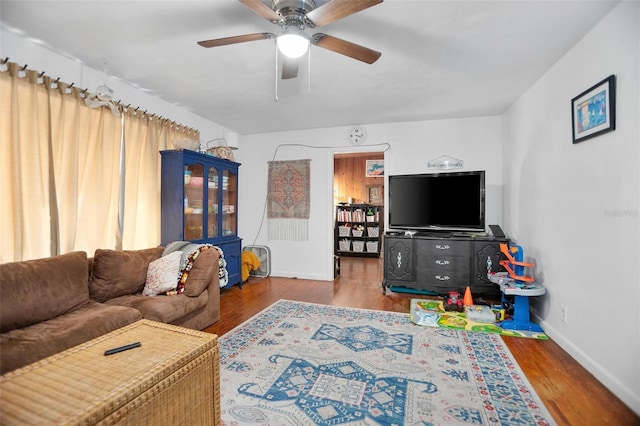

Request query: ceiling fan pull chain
[
  {"left": 307, "top": 45, "right": 311, "bottom": 95},
  {"left": 274, "top": 42, "right": 279, "bottom": 102}
]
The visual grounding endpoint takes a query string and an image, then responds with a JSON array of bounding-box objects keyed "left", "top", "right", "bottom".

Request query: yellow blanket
[{"left": 241, "top": 250, "right": 261, "bottom": 282}]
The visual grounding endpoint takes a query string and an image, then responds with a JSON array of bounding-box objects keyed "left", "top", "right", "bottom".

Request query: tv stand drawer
[{"left": 418, "top": 239, "right": 470, "bottom": 257}]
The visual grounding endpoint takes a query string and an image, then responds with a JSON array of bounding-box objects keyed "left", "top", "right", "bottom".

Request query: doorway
[
  {"left": 333, "top": 152, "right": 384, "bottom": 206},
  {"left": 333, "top": 152, "right": 385, "bottom": 264}
]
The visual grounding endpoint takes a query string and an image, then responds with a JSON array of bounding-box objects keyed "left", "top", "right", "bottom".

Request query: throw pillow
[
  {"left": 142, "top": 251, "right": 183, "bottom": 296},
  {"left": 88, "top": 247, "right": 164, "bottom": 302},
  {"left": 182, "top": 248, "right": 218, "bottom": 297}
]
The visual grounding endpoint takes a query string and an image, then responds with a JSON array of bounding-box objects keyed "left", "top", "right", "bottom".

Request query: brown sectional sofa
[{"left": 0, "top": 246, "right": 220, "bottom": 375}]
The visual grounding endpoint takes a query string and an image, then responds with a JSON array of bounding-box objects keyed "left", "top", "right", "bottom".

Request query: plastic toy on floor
[
  {"left": 488, "top": 242, "right": 545, "bottom": 332},
  {"left": 443, "top": 291, "right": 464, "bottom": 312}
]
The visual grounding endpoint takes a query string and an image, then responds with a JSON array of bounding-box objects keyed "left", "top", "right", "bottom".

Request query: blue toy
[{"left": 488, "top": 243, "right": 545, "bottom": 332}]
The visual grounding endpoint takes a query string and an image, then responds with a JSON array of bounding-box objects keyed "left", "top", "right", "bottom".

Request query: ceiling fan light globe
[
  {"left": 276, "top": 33, "right": 309, "bottom": 58},
  {"left": 95, "top": 84, "right": 114, "bottom": 101}
]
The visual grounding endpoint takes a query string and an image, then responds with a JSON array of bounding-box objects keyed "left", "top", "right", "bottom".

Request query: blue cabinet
[{"left": 160, "top": 149, "right": 242, "bottom": 287}]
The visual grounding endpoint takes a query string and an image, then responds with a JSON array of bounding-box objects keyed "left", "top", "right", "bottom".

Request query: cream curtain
[
  {"left": 0, "top": 63, "right": 54, "bottom": 262},
  {"left": 50, "top": 81, "right": 122, "bottom": 255},
  {"left": 121, "top": 108, "right": 159, "bottom": 250},
  {"left": 0, "top": 61, "right": 198, "bottom": 262},
  {"left": 121, "top": 110, "right": 199, "bottom": 250}
]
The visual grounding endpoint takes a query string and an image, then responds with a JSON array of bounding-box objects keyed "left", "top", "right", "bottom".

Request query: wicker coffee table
[{"left": 0, "top": 320, "right": 220, "bottom": 425}]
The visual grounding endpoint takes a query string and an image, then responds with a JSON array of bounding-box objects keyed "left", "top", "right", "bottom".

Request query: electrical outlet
[{"left": 560, "top": 304, "right": 568, "bottom": 323}]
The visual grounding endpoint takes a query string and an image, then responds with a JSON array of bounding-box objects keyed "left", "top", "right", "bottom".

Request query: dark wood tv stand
[{"left": 382, "top": 232, "right": 508, "bottom": 297}]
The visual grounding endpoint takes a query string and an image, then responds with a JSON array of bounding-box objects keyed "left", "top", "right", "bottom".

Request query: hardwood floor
[{"left": 204, "top": 257, "right": 639, "bottom": 425}]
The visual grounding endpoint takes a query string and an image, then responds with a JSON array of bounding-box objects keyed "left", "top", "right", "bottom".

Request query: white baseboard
[
  {"left": 269, "top": 271, "right": 332, "bottom": 281},
  {"left": 532, "top": 311, "right": 640, "bottom": 416}
]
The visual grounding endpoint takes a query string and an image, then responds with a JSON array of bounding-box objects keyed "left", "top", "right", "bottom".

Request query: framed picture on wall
[
  {"left": 367, "top": 185, "right": 383, "bottom": 204},
  {"left": 365, "top": 160, "right": 384, "bottom": 177},
  {"left": 571, "top": 74, "right": 616, "bottom": 143}
]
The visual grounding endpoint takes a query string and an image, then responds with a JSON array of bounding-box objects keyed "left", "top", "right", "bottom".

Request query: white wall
[
  {"left": 502, "top": 1, "right": 640, "bottom": 414},
  {"left": 235, "top": 116, "right": 503, "bottom": 281},
  {"left": 0, "top": 28, "right": 230, "bottom": 142}
]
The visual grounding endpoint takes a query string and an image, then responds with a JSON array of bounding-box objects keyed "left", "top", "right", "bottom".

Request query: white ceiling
[{"left": 0, "top": 0, "right": 618, "bottom": 135}]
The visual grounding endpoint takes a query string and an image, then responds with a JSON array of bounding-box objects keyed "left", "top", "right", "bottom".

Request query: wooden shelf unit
[{"left": 334, "top": 204, "right": 383, "bottom": 258}]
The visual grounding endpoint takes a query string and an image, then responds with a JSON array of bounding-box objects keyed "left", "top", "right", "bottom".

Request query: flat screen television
[{"left": 388, "top": 170, "right": 486, "bottom": 232}]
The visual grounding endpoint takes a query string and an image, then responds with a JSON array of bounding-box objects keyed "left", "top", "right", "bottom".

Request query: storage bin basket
[
  {"left": 366, "top": 242, "right": 378, "bottom": 252},
  {"left": 367, "top": 227, "right": 379, "bottom": 237},
  {"left": 352, "top": 229, "right": 363, "bottom": 237},
  {"left": 206, "top": 139, "right": 236, "bottom": 160},
  {"left": 173, "top": 139, "right": 200, "bottom": 151},
  {"left": 352, "top": 241, "right": 365, "bottom": 252},
  {"left": 339, "top": 240, "right": 351, "bottom": 251},
  {"left": 338, "top": 226, "right": 351, "bottom": 237}
]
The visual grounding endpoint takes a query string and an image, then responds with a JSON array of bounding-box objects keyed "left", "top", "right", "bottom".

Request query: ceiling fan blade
[
  {"left": 312, "top": 33, "right": 381, "bottom": 64},
  {"left": 239, "top": 0, "right": 282, "bottom": 22},
  {"left": 281, "top": 57, "right": 299, "bottom": 80},
  {"left": 306, "top": 0, "right": 383, "bottom": 28},
  {"left": 197, "top": 32, "right": 273, "bottom": 48}
]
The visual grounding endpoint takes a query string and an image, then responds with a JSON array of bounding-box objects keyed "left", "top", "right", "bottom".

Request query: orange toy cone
[{"left": 463, "top": 286, "right": 473, "bottom": 306}]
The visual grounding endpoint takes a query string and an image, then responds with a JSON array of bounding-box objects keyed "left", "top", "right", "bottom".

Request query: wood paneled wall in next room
[{"left": 333, "top": 152, "right": 384, "bottom": 207}]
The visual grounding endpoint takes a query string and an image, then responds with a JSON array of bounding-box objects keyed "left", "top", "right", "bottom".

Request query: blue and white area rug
[{"left": 219, "top": 300, "right": 556, "bottom": 425}]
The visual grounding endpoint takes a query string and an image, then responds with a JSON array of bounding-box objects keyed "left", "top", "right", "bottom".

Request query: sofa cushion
[
  {"left": 142, "top": 251, "right": 182, "bottom": 296},
  {"left": 89, "top": 247, "right": 163, "bottom": 302},
  {"left": 183, "top": 248, "right": 218, "bottom": 297},
  {"left": 0, "top": 251, "right": 89, "bottom": 333},
  {"left": 106, "top": 290, "right": 208, "bottom": 324},
  {"left": 0, "top": 301, "right": 141, "bottom": 375}
]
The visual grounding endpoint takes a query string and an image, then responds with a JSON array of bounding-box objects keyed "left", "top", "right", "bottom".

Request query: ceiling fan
[{"left": 197, "top": 0, "right": 383, "bottom": 79}]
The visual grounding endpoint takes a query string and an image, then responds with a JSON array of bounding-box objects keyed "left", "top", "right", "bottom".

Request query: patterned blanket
[{"left": 163, "top": 241, "right": 229, "bottom": 289}]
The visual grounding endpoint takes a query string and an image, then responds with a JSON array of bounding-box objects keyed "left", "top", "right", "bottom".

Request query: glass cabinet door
[
  {"left": 184, "top": 163, "right": 204, "bottom": 241},
  {"left": 207, "top": 168, "right": 219, "bottom": 238},
  {"left": 222, "top": 169, "right": 237, "bottom": 236}
]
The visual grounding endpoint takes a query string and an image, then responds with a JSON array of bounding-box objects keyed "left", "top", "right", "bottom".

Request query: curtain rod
[{"left": 0, "top": 60, "right": 198, "bottom": 133}]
